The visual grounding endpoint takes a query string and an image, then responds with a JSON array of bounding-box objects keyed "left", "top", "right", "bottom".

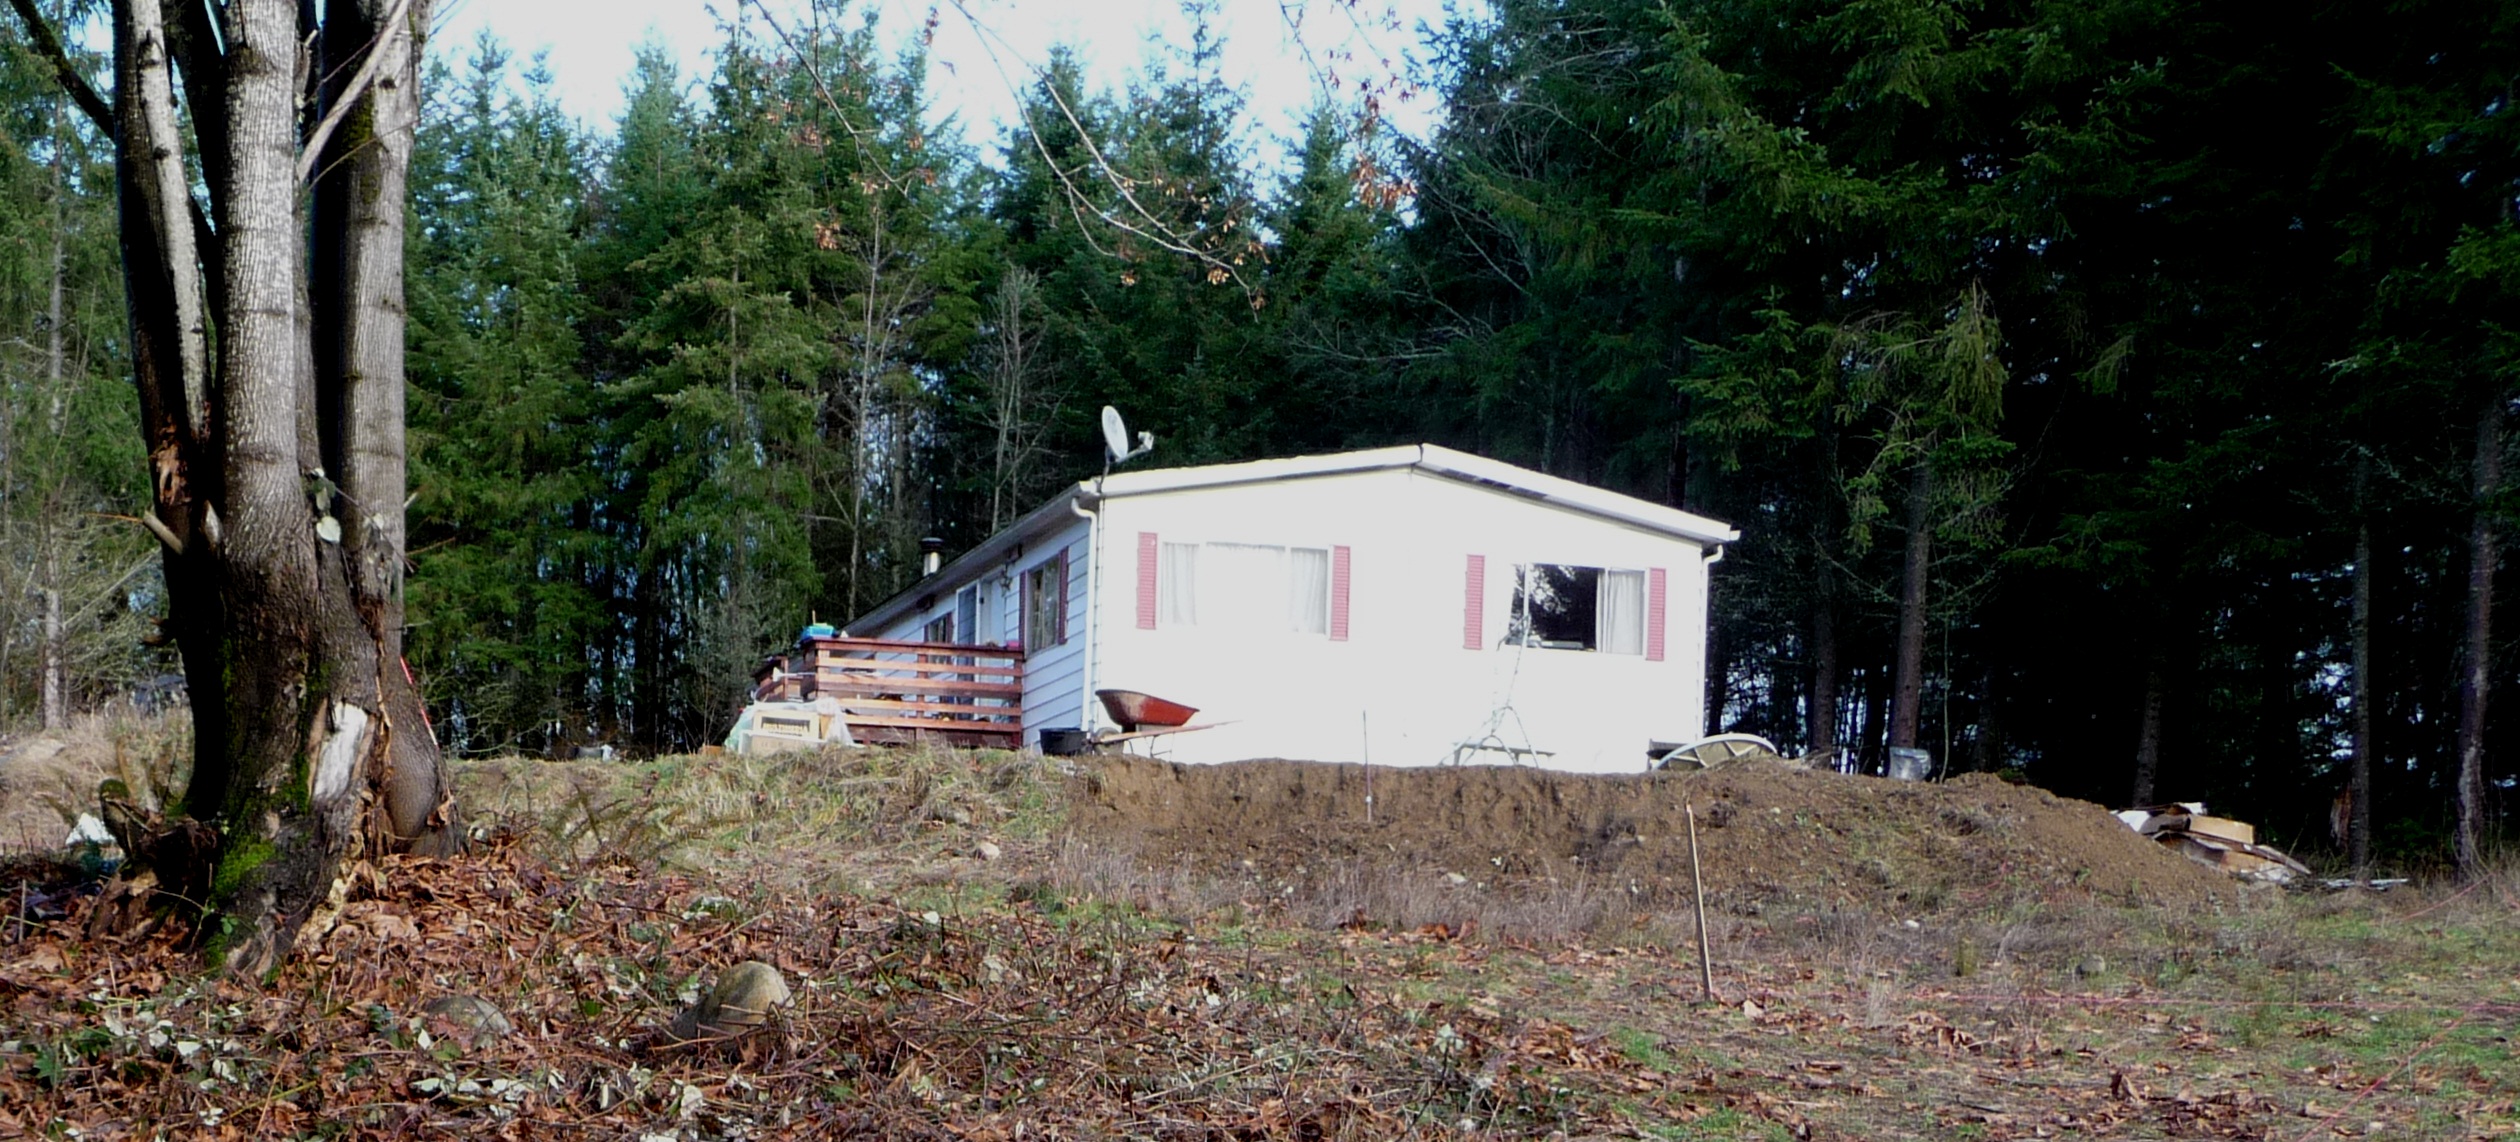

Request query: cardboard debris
[
  {"left": 2184, "top": 815, "right": 2255, "bottom": 845},
  {"left": 2116, "top": 802, "right": 2310, "bottom": 885}
]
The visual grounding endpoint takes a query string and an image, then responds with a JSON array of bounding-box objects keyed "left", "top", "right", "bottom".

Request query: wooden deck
[{"left": 755, "top": 636, "right": 1024, "bottom": 748}]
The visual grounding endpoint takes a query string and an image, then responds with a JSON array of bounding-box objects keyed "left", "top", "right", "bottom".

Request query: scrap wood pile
[
  {"left": 2114, "top": 803, "right": 2311, "bottom": 884},
  {"left": 0, "top": 843, "right": 1660, "bottom": 1139}
]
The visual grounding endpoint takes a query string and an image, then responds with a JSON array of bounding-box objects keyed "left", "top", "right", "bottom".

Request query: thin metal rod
[{"left": 1687, "top": 802, "right": 1715, "bottom": 1002}]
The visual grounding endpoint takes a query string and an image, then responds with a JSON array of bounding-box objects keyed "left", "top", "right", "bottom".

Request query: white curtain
[
  {"left": 1203, "top": 543, "right": 1284, "bottom": 631},
  {"left": 1286, "top": 547, "right": 1331, "bottom": 634},
  {"left": 1597, "top": 569, "right": 1646, "bottom": 655},
  {"left": 1160, "top": 542, "right": 1201, "bottom": 626}
]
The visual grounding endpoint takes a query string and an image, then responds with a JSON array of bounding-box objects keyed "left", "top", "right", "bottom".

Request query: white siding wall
[
  {"left": 1014, "top": 525, "right": 1093, "bottom": 743},
  {"left": 1089, "top": 468, "right": 1714, "bottom": 772}
]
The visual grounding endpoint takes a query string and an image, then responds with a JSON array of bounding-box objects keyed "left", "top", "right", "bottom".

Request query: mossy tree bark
[{"left": 7, "top": 0, "right": 458, "bottom": 977}]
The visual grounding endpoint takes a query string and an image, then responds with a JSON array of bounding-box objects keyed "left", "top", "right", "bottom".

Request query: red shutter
[
  {"left": 1330, "top": 545, "right": 1352, "bottom": 641},
  {"left": 1136, "top": 532, "right": 1159, "bottom": 629},
  {"left": 1463, "top": 554, "right": 1486, "bottom": 649},
  {"left": 1646, "top": 567, "right": 1669, "bottom": 661}
]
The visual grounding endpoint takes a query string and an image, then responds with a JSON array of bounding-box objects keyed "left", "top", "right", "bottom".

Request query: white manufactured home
[{"left": 845, "top": 445, "right": 1738, "bottom": 773}]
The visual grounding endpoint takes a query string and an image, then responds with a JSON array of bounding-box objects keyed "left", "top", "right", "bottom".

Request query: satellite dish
[
  {"left": 1101, "top": 406, "right": 1131, "bottom": 463},
  {"left": 1101, "top": 406, "right": 1154, "bottom": 467}
]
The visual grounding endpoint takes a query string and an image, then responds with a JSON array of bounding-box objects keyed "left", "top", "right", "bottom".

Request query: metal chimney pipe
[{"left": 920, "top": 536, "right": 944, "bottom": 576}]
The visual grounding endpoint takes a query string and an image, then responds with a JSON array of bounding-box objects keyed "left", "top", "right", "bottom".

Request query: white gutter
[{"left": 1071, "top": 490, "right": 1101, "bottom": 740}]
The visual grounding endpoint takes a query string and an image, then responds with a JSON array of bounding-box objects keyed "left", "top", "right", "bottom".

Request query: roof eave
[
  {"left": 846, "top": 486, "right": 1088, "bottom": 633},
  {"left": 1410, "top": 446, "right": 1742, "bottom": 546}
]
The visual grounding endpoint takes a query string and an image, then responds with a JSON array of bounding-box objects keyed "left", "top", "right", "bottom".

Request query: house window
[
  {"left": 1510, "top": 563, "right": 1646, "bottom": 654},
  {"left": 1159, "top": 541, "right": 1330, "bottom": 634},
  {"left": 922, "top": 612, "right": 955, "bottom": 643},
  {"left": 954, "top": 585, "right": 979, "bottom": 645},
  {"left": 1024, "top": 551, "right": 1068, "bottom": 649}
]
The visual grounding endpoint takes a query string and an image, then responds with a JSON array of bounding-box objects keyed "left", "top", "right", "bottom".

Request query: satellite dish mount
[{"left": 1101, "top": 405, "right": 1155, "bottom": 475}]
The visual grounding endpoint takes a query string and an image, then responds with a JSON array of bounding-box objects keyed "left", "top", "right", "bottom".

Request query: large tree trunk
[
  {"left": 1888, "top": 460, "right": 1931, "bottom": 751},
  {"left": 2455, "top": 392, "right": 2501, "bottom": 881},
  {"left": 11, "top": 0, "right": 460, "bottom": 977},
  {"left": 193, "top": 0, "right": 340, "bottom": 975},
  {"left": 311, "top": 0, "right": 451, "bottom": 854},
  {"left": 2348, "top": 455, "right": 2375, "bottom": 876}
]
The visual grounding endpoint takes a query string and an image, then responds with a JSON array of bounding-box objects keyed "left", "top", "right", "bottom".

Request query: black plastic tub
[{"left": 1037, "top": 727, "right": 1090, "bottom": 756}]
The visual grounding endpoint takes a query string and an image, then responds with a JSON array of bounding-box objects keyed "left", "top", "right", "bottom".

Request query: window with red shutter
[{"left": 1647, "top": 568, "right": 1669, "bottom": 661}]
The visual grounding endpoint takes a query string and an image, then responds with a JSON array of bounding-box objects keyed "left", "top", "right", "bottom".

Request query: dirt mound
[{"left": 1068, "top": 756, "right": 2231, "bottom": 913}]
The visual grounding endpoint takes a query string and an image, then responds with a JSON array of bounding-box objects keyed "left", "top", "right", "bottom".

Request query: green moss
[
  {"left": 210, "top": 836, "right": 277, "bottom": 904},
  {"left": 198, "top": 833, "right": 285, "bottom": 974},
  {"left": 286, "top": 747, "right": 312, "bottom": 813}
]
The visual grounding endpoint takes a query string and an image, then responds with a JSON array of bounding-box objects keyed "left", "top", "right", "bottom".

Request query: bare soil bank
[{"left": 1068, "top": 756, "right": 2232, "bottom": 913}]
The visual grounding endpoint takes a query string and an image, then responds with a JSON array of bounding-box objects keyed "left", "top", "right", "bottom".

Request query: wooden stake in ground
[
  {"left": 1361, "top": 711, "right": 1373, "bottom": 825},
  {"left": 1686, "top": 802, "right": 1715, "bottom": 1002}
]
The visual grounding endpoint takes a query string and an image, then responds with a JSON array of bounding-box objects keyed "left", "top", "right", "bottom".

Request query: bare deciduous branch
[{"left": 939, "top": 0, "right": 1258, "bottom": 296}]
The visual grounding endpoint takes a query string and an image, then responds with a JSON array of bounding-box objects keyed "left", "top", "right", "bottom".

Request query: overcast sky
[{"left": 426, "top": 0, "right": 1458, "bottom": 161}]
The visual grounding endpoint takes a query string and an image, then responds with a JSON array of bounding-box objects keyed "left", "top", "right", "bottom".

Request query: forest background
[{"left": 1, "top": 0, "right": 2513, "bottom": 867}]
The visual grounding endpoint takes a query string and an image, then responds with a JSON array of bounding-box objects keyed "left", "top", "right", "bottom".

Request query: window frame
[
  {"left": 1022, "top": 550, "right": 1069, "bottom": 650},
  {"left": 1508, "top": 561, "right": 1647, "bottom": 655}
]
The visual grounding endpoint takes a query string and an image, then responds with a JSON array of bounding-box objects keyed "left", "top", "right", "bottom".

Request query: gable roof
[
  {"left": 848, "top": 444, "right": 1739, "bottom": 633},
  {"left": 1098, "top": 444, "right": 1740, "bottom": 546}
]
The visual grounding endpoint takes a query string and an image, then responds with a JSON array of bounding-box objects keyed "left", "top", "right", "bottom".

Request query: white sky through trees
[{"left": 428, "top": 0, "right": 1456, "bottom": 161}]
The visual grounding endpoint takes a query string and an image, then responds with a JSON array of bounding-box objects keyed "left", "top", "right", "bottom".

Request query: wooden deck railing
[{"left": 754, "top": 636, "right": 1024, "bottom": 748}]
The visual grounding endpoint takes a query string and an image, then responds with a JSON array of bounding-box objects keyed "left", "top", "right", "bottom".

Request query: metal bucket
[{"left": 1886, "top": 747, "right": 1933, "bottom": 781}]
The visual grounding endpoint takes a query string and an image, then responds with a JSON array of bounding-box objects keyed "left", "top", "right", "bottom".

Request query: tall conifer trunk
[
  {"left": 1808, "top": 430, "right": 1840, "bottom": 761},
  {"left": 1860, "top": 663, "right": 1888, "bottom": 772},
  {"left": 1809, "top": 571, "right": 1838, "bottom": 757},
  {"left": 2129, "top": 662, "right": 2164, "bottom": 806},
  {"left": 2455, "top": 393, "right": 2502, "bottom": 880},
  {"left": 2348, "top": 456, "right": 2375, "bottom": 876},
  {"left": 1889, "top": 461, "right": 1931, "bottom": 752}
]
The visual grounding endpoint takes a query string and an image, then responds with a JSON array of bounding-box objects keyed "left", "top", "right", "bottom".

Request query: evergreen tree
[
  {"left": 405, "top": 40, "right": 607, "bottom": 755},
  {"left": 0, "top": 9, "right": 156, "bottom": 728}
]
